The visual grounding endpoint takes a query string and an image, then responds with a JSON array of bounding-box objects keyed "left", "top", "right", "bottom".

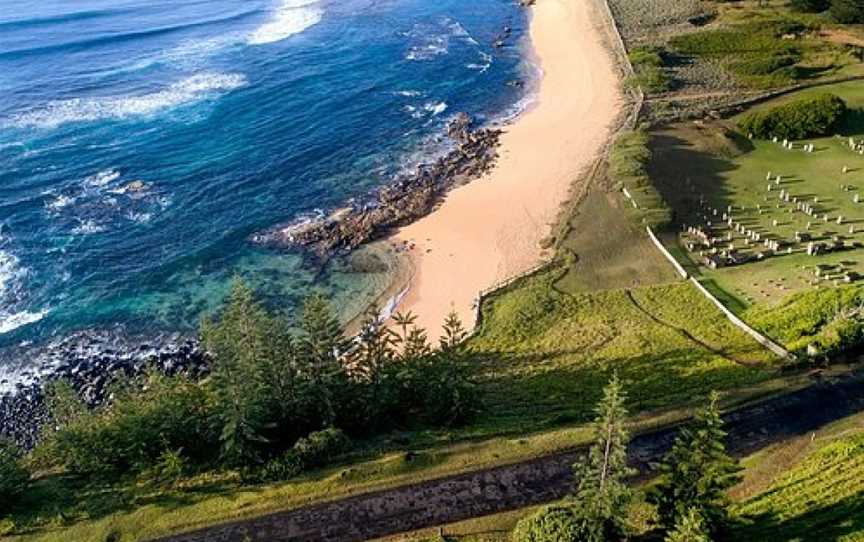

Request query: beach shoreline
[{"left": 385, "top": 0, "right": 624, "bottom": 334}]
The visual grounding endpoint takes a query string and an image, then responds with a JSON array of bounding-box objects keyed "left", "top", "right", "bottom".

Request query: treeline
[
  {"left": 1, "top": 281, "right": 479, "bottom": 515},
  {"left": 512, "top": 376, "right": 740, "bottom": 542}
]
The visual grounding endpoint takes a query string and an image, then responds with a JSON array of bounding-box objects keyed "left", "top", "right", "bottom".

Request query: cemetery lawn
[{"left": 651, "top": 80, "right": 864, "bottom": 310}]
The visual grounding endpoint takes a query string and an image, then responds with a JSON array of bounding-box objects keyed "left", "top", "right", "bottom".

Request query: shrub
[
  {"left": 257, "top": 428, "right": 350, "bottom": 482},
  {"left": 727, "top": 53, "right": 800, "bottom": 76},
  {"left": 831, "top": 0, "right": 864, "bottom": 23},
  {"left": 512, "top": 505, "right": 583, "bottom": 542},
  {"left": 0, "top": 439, "right": 28, "bottom": 514},
  {"left": 791, "top": 0, "right": 830, "bottom": 12},
  {"left": 738, "top": 93, "right": 847, "bottom": 140},
  {"left": 627, "top": 47, "right": 671, "bottom": 93},
  {"left": 38, "top": 374, "right": 216, "bottom": 477}
]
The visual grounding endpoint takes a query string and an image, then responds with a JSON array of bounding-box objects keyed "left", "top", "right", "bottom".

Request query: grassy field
[{"left": 651, "top": 80, "right": 864, "bottom": 307}]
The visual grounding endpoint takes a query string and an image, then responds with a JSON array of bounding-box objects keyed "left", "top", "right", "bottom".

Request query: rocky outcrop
[
  {"left": 0, "top": 330, "right": 208, "bottom": 449},
  {"left": 251, "top": 114, "right": 501, "bottom": 257}
]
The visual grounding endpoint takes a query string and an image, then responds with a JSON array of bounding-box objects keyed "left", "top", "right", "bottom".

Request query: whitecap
[
  {"left": 0, "top": 309, "right": 49, "bottom": 335},
  {"left": 46, "top": 194, "right": 77, "bottom": 211},
  {"left": 0, "top": 250, "right": 23, "bottom": 299},
  {"left": 84, "top": 168, "right": 121, "bottom": 187},
  {"left": 7, "top": 73, "right": 248, "bottom": 130},
  {"left": 424, "top": 102, "right": 448, "bottom": 116},
  {"left": 395, "top": 90, "right": 423, "bottom": 97},
  {"left": 467, "top": 51, "right": 493, "bottom": 73},
  {"left": 248, "top": 0, "right": 323, "bottom": 45},
  {"left": 71, "top": 219, "right": 107, "bottom": 235},
  {"left": 126, "top": 211, "right": 152, "bottom": 224}
]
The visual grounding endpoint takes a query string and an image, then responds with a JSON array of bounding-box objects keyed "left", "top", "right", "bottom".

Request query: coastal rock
[
  {"left": 0, "top": 329, "right": 209, "bottom": 450},
  {"left": 252, "top": 113, "right": 502, "bottom": 257}
]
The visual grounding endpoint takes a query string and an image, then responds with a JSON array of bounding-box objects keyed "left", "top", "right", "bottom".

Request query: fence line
[
  {"left": 645, "top": 227, "right": 688, "bottom": 279},
  {"left": 688, "top": 277, "right": 791, "bottom": 359}
]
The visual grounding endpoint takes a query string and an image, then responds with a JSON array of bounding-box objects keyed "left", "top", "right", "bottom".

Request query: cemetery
[{"left": 650, "top": 81, "right": 864, "bottom": 305}]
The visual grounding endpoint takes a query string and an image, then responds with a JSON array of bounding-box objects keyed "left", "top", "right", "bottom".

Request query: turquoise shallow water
[{"left": 0, "top": 0, "right": 531, "bottom": 353}]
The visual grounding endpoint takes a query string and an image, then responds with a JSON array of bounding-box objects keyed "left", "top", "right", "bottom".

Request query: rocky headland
[{"left": 251, "top": 113, "right": 502, "bottom": 257}]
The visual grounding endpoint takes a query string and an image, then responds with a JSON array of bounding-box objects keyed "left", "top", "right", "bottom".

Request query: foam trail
[
  {"left": 7, "top": 73, "right": 247, "bottom": 130},
  {"left": 0, "top": 309, "right": 49, "bottom": 335},
  {"left": 248, "top": 0, "right": 323, "bottom": 45}
]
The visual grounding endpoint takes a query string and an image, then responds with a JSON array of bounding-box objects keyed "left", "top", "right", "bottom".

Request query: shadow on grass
[{"left": 732, "top": 492, "right": 864, "bottom": 541}]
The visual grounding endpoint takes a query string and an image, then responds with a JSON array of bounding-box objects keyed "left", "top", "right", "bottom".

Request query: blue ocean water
[{"left": 0, "top": 0, "right": 531, "bottom": 351}]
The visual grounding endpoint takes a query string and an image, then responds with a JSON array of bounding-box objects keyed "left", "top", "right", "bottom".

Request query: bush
[
  {"left": 728, "top": 54, "right": 800, "bottom": 76},
  {"left": 257, "top": 428, "right": 350, "bottom": 482},
  {"left": 831, "top": 0, "right": 864, "bottom": 23},
  {"left": 0, "top": 439, "right": 28, "bottom": 514},
  {"left": 738, "top": 93, "right": 847, "bottom": 140},
  {"left": 37, "top": 374, "right": 216, "bottom": 477},
  {"left": 627, "top": 47, "right": 671, "bottom": 94},
  {"left": 791, "top": 0, "right": 830, "bottom": 12},
  {"left": 512, "top": 505, "right": 583, "bottom": 542}
]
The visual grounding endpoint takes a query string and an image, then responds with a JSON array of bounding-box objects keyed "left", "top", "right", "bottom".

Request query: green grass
[
  {"left": 651, "top": 80, "right": 864, "bottom": 308},
  {"left": 668, "top": 4, "right": 857, "bottom": 88},
  {"left": 730, "top": 412, "right": 864, "bottom": 541},
  {"left": 10, "top": 269, "right": 793, "bottom": 542}
]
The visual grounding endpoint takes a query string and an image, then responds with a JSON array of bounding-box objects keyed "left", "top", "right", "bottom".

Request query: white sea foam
[
  {"left": 248, "top": 0, "right": 323, "bottom": 45},
  {"left": 0, "top": 250, "right": 22, "bottom": 299},
  {"left": 0, "top": 249, "right": 49, "bottom": 336},
  {"left": 125, "top": 211, "right": 152, "bottom": 224},
  {"left": 467, "top": 51, "right": 493, "bottom": 73},
  {"left": 424, "top": 101, "right": 448, "bottom": 116},
  {"left": 45, "top": 194, "right": 77, "bottom": 211},
  {"left": 395, "top": 90, "right": 423, "bottom": 97},
  {"left": 8, "top": 73, "right": 248, "bottom": 130},
  {"left": 0, "top": 309, "right": 49, "bottom": 335},
  {"left": 84, "top": 168, "right": 121, "bottom": 188},
  {"left": 71, "top": 219, "right": 107, "bottom": 235}
]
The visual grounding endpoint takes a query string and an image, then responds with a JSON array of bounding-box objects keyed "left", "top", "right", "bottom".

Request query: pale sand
[{"left": 392, "top": 0, "right": 623, "bottom": 334}]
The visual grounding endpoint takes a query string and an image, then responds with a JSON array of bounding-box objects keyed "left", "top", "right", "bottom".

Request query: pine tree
[
  {"left": 297, "top": 293, "right": 350, "bottom": 426},
  {"left": 664, "top": 508, "right": 712, "bottom": 542},
  {"left": 201, "top": 280, "right": 273, "bottom": 465},
  {"left": 572, "top": 373, "right": 635, "bottom": 541},
  {"left": 651, "top": 392, "right": 742, "bottom": 534},
  {"left": 439, "top": 311, "right": 468, "bottom": 352}
]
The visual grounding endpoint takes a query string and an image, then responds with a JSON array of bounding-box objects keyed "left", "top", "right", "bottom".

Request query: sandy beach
[{"left": 390, "top": 0, "right": 623, "bottom": 334}]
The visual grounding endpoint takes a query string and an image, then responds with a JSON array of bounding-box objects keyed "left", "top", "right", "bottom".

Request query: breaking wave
[
  {"left": 248, "top": 0, "right": 324, "bottom": 45},
  {"left": 0, "top": 249, "right": 49, "bottom": 335},
  {"left": 6, "top": 73, "right": 247, "bottom": 130}
]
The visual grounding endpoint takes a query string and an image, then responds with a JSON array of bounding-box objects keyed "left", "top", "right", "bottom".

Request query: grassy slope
[
  {"left": 12, "top": 268, "right": 793, "bottom": 542},
  {"left": 382, "top": 411, "right": 864, "bottom": 542}
]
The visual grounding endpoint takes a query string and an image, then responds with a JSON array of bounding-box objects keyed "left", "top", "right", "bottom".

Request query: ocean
[{"left": 0, "top": 0, "right": 531, "bottom": 372}]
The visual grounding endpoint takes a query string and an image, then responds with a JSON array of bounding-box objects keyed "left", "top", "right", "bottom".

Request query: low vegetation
[
  {"left": 608, "top": 129, "right": 671, "bottom": 228},
  {"left": 627, "top": 47, "right": 671, "bottom": 94},
  {"left": 739, "top": 92, "right": 847, "bottom": 139}
]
